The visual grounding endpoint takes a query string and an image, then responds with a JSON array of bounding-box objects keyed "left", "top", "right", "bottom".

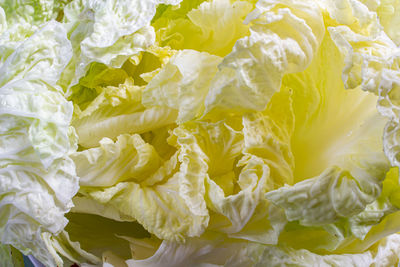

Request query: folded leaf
[
  {"left": 0, "top": 21, "right": 79, "bottom": 267},
  {"left": 125, "top": 233, "right": 252, "bottom": 267},
  {"left": 73, "top": 133, "right": 208, "bottom": 242},
  {"left": 152, "top": 0, "right": 254, "bottom": 57},
  {"left": 203, "top": 0, "right": 325, "bottom": 116},
  {"left": 81, "top": 176, "right": 207, "bottom": 242},
  {"left": 60, "top": 0, "right": 181, "bottom": 89},
  {"left": 71, "top": 134, "right": 162, "bottom": 187},
  {"left": 248, "top": 233, "right": 400, "bottom": 267},
  {"left": 143, "top": 49, "right": 222, "bottom": 122}
]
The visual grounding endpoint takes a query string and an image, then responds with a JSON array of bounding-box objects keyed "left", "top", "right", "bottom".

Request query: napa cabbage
[{"left": 1, "top": 0, "right": 400, "bottom": 266}]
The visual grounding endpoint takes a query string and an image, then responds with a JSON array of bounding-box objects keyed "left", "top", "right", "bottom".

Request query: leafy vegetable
[{"left": 2, "top": 0, "right": 400, "bottom": 266}]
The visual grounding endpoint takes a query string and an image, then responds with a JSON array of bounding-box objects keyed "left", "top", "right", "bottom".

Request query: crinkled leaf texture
[
  {"left": 248, "top": 233, "right": 400, "bottom": 267},
  {"left": 3, "top": 0, "right": 400, "bottom": 266},
  {"left": 142, "top": 49, "right": 222, "bottom": 122},
  {"left": 0, "top": 21, "right": 80, "bottom": 266},
  {"left": 78, "top": 231, "right": 400, "bottom": 267},
  {"left": 72, "top": 133, "right": 209, "bottom": 242},
  {"left": 203, "top": 0, "right": 325, "bottom": 116},
  {"left": 59, "top": 0, "right": 182, "bottom": 89}
]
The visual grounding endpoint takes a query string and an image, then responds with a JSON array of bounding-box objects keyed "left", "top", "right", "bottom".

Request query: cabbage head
[{"left": 2, "top": 0, "right": 400, "bottom": 266}]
